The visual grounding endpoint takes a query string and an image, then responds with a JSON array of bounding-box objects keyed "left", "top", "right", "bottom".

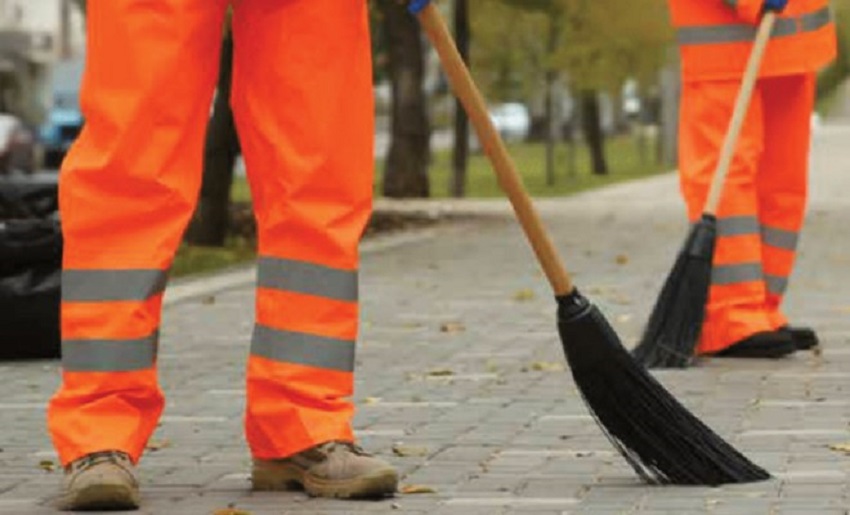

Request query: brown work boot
[
  {"left": 56, "top": 451, "right": 140, "bottom": 511},
  {"left": 252, "top": 441, "right": 398, "bottom": 499}
]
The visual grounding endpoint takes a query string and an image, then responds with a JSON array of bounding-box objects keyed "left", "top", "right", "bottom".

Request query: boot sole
[
  {"left": 252, "top": 463, "right": 398, "bottom": 499},
  {"left": 58, "top": 483, "right": 140, "bottom": 511}
]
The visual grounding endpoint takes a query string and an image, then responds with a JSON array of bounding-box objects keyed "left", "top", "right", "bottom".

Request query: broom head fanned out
[
  {"left": 632, "top": 214, "right": 717, "bottom": 368},
  {"left": 556, "top": 288, "right": 770, "bottom": 485}
]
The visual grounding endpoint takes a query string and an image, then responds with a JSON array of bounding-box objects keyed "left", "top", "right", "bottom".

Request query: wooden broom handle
[
  {"left": 416, "top": 3, "right": 574, "bottom": 295},
  {"left": 703, "top": 12, "right": 776, "bottom": 214}
]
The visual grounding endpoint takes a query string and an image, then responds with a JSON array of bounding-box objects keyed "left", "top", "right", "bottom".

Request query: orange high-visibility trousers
[
  {"left": 47, "top": 0, "right": 374, "bottom": 465},
  {"left": 678, "top": 73, "right": 815, "bottom": 354}
]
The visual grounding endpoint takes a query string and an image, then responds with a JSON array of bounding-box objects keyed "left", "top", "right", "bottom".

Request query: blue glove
[
  {"left": 763, "top": 0, "right": 787, "bottom": 12},
  {"left": 408, "top": 0, "right": 431, "bottom": 14}
]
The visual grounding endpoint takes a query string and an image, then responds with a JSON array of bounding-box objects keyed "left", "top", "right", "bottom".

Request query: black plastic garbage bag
[{"left": 0, "top": 218, "right": 61, "bottom": 360}]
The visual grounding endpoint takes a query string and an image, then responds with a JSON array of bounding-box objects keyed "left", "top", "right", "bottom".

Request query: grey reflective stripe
[
  {"left": 678, "top": 6, "right": 832, "bottom": 45},
  {"left": 766, "top": 274, "right": 789, "bottom": 295},
  {"left": 761, "top": 225, "right": 799, "bottom": 251},
  {"left": 724, "top": 0, "right": 737, "bottom": 6},
  {"left": 801, "top": 5, "right": 832, "bottom": 32},
  {"left": 257, "top": 257, "right": 357, "bottom": 302},
  {"left": 712, "top": 263, "right": 763, "bottom": 285},
  {"left": 251, "top": 324, "right": 355, "bottom": 372},
  {"left": 717, "top": 216, "right": 759, "bottom": 237},
  {"left": 63, "top": 269, "right": 168, "bottom": 302},
  {"left": 62, "top": 331, "right": 159, "bottom": 372}
]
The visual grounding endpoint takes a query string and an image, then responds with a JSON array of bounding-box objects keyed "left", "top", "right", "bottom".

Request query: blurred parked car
[
  {"left": 490, "top": 102, "right": 531, "bottom": 142},
  {"left": 40, "top": 90, "right": 83, "bottom": 169},
  {"left": 469, "top": 102, "right": 531, "bottom": 151},
  {"left": 0, "top": 114, "right": 36, "bottom": 175},
  {"left": 40, "top": 59, "right": 84, "bottom": 169}
]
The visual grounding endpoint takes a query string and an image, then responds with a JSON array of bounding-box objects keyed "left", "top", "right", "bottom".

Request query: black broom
[
  {"left": 632, "top": 12, "right": 777, "bottom": 368},
  {"left": 412, "top": 1, "right": 770, "bottom": 485}
]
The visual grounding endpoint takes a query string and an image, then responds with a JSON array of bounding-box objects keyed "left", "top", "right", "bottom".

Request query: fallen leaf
[
  {"left": 201, "top": 295, "right": 216, "bottom": 305},
  {"left": 38, "top": 460, "right": 55, "bottom": 473},
  {"left": 439, "top": 322, "right": 465, "bottom": 333},
  {"left": 426, "top": 369, "right": 454, "bottom": 377},
  {"left": 531, "top": 361, "right": 565, "bottom": 372},
  {"left": 146, "top": 439, "right": 172, "bottom": 452},
  {"left": 616, "top": 314, "right": 633, "bottom": 324},
  {"left": 392, "top": 444, "right": 430, "bottom": 457},
  {"left": 828, "top": 442, "right": 850, "bottom": 454},
  {"left": 212, "top": 509, "right": 252, "bottom": 515},
  {"left": 513, "top": 289, "right": 536, "bottom": 302},
  {"left": 615, "top": 254, "right": 629, "bottom": 265},
  {"left": 364, "top": 397, "right": 382, "bottom": 405},
  {"left": 400, "top": 484, "right": 437, "bottom": 494}
]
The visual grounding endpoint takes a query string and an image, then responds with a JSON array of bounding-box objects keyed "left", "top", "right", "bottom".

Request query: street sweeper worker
[
  {"left": 47, "top": 1, "right": 398, "bottom": 510},
  {"left": 667, "top": 0, "right": 836, "bottom": 358}
]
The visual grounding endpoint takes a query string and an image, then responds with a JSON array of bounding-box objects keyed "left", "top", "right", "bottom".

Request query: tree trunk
[
  {"left": 580, "top": 89, "right": 608, "bottom": 175},
  {"left": 544, "top": 70, "right": 557, "bottom": 186},
  {"left": 185, "top": 32, "right": 239, "bottom": 246},
  {"left": 380, "top": 0, "right": 430, "bottom": 198},
  {"left": 450, "top": 0, "right": 470, "bottom": 198},
  {"left": 543, "top": 16, "right": 560, "bottom": 186}
]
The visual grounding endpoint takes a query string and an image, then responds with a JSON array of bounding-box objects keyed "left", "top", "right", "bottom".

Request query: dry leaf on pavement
[
  {"left": 828, "top": 442, "right": 850, "bottom": 454},
  {"left": 513, "top": 288, "right": 536, "bottom": 302},
  {"left": 400, "top": 484, "right": 437, "bottom": 494},
  {"left": 531, "top": 361, "right": 565, "bottom": 372},
  {"left": 426, "top": 368, "right": 454, "bottom": 377},
  {"left": 439, "top": 322, "right": 465, "bottom": 333},
  {"left": 146, "top": 439, "right": 172, "bottom": 452},
  {"left": 391, "top": 444, "right": 430, "bottom": 457}
]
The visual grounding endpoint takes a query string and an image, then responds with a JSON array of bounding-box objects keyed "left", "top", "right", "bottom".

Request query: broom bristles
[
  {"left": 557, "top": 289, "right": 769, "bottom": 485},
  {"left": 632, "top": 216, "right": 717, "bottom": 368}
]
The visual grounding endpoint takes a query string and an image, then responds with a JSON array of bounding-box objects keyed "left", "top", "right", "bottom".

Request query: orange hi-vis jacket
[{"left": 669, "top": 0, "right": 836, "bottom": 80}]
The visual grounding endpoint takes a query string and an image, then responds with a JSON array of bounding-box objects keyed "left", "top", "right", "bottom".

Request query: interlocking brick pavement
[{"left": 2, "top": 122, "right": 850, "bottom": 514}]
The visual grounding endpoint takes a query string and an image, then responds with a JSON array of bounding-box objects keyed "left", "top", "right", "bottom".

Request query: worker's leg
[
  {"left": 47, "top": 0, "right": 228, "bottom": 466},
  {"left": 757, "top": 73, "right": 815, "bottom": 327},
  {"left": 231, "top": 0, "right": 374, "bottom": 458},
  {"left": 678, "top": 79, "right": 774, "bottom": 355}
]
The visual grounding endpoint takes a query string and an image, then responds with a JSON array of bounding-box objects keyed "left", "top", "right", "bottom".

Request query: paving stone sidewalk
[{"left": 3, "top": 121, "right": 850, "bottom": 514}]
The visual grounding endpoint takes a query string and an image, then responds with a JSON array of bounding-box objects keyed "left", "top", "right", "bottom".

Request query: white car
[{"left": 489, "top": 102, "right": 531, "bottom": 142}]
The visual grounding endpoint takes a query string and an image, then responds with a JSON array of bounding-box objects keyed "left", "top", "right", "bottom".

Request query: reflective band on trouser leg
[
  {"left": 757, "top": 73, "right": 814, "bottom": 327},
  {"left": 678, "top": 78, "right": 775, "bottom": 356},
  {"left": 46, "top": 0, "right": 229, "bottom": 467},
  {"left": 232, "top": 0, "right": 373, "bottom": 459}
]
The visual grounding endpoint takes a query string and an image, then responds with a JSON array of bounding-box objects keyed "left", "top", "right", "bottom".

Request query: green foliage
[
  {"left": 470, "top": 0, "right": 673, "bottom": 100},
  {"left": 816, "top": 0, "right": 850, "bottom": 113},
  {"left": 419, "top": 135, "right": 666, "bottom": 198},
  {"left": 172, "top": 238, "right": 255, "bottom": 278}
]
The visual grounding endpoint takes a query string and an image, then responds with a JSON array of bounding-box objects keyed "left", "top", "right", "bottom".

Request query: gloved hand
[
  {"left": 762, "top": 0, "right": 788, "bottom": 12},
  {"left": 728, "top": 0, "right": 784, "bottom": 24}
]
